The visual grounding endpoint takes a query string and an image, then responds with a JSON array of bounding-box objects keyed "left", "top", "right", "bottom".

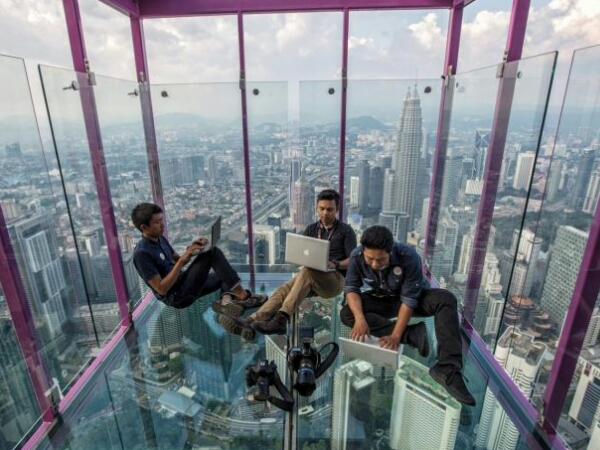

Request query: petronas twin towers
[{"left": 380, "top": 86, "right": 423, "bottom": 240}]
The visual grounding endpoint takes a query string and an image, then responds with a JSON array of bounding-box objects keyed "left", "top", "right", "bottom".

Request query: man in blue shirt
[
  {"left": 341, "top": 225, "right": 475, "bottom": 406},
  {"left": 132, "top": 203, "right": 266, "bottom": 326}
]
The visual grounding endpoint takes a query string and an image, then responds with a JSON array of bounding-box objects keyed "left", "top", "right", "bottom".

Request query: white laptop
[
  {"left": 285, "top": 233, "right": 334, "bottom": 272},
  {"left": 339, "top": 336, "right": 403, "bottom": 370},
  {"left": 193, "top": 216, "right": 221, "bottom": 255}
]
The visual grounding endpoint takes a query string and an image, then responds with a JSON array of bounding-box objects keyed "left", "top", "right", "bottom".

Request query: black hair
[
  {"left": 131, "top": 203, "right": 163, "bottom": 231},
  {"left": 316, "top": 189, "right": 340, "bottom": 208},
  {"left": 360, "top": 225, "right": 394, "bottom": 252}
]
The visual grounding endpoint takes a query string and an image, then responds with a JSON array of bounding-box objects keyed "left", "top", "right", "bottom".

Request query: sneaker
[
  {"left": 218, "top": 314, "right": 255, "bottom": 341},
  {"left": 251, "top": 311, "right": 289, "bottom": 335},
  {"left": 429, "top": 364, "right": 476, "bottom": 406},
  {"left": 237, "top": 290, "right": 269, "bottom": 309},
  {"left": 212, "top": 292, "right": 244, "bottom": 317},
  {"left": 402, "top": 322, "right": 430, "bottom": 358}
]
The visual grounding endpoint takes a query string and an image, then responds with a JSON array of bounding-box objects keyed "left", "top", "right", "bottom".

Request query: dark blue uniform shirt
[
  {"left": 344, "top": 242, "right": 429, "bottom": 309},
  {"left": 133, "top": 235, "right": 176, "bottom": 299}
]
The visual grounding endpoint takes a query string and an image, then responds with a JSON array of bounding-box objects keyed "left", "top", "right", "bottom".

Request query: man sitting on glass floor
[{"left": 340, "top": 225, "right": 476, "bottom": 406}]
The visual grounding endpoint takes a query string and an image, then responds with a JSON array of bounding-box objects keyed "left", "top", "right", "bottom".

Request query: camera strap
[
  {"left": 268, "top": 369, "right": 294, "bottom": 412},
  {"left": 314, "top": 342, "right": 339, "bottom": 379}
]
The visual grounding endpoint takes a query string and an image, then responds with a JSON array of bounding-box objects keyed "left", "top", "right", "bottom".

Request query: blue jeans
[{"left": 166, "top": 247, "right": 241, "bottom": 309}]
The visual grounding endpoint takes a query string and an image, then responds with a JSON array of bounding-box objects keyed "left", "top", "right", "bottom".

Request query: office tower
[
  {"left": 0, "top": 199, "right": 19, "bottom": 220},
  {"left": 583, "top": 166, "right": 600, "bottom": 214},
  {"left": 349, "top": 176, "right": 360, "bottom": 207},
  {"left": 64, "top": 248, "right": 97, "bottom": 305},
  {"left": 431, "top": 216, "right": 458, "bottom": 280},
  {"left": 368, "top": 166, "right": 384, "bottom": 215},
  {"left": 540, "top": 226, "right": 589, "bottom": 328},
  {"left": 390, "top": 357, "right": 460, "bottom": 450},
  {"left": 5, "top": 142, "right": 22, "bottom": 158},
  {"left": 500, "top": 229, "right": 541, "bottom": 297},
  {"left": 292, "top": 174, "right": 313, "bottom": 231},
  {"left": 289, "top": 158, "right": 301, "bottom": 206},
  {"left": 473, "top": 129, "right": 490, "bottom": 180},
  {"left": 440, "top": 148, "right": 463, "bottom": 209},
  {"left": 381, "top": 86, "right": 423, "bottom": 230},
  {"left": 381, "top": 168, "right": 396, "bottom": 213},
  {"left": 570, "top": 148, "right": 597, "bottom": 209},
  {"left": 414, "top": 157, "right": 431, "bottom": 224},
  {"left": 253, "top": 225, "right": 280, "bottom": 266},
  {"left": 568, "top": 358, "right": 600, "bottom": 434},
  {"left": 188, "top": 154, "right": 205, "bottom": 182},
  {"left": 377, "top": 154, "right": 392, "bottom": 170},
  {"left": 512, "top": 152, "right": 536, "bottom": 190},
  {"left": 331, "top": 360, "right": 376, "bottom": 450},
  {"left": 74, "top": 192, "right": 87, "bottom": 208},
  {"left": 123, "top": 252, "right": 142, "bottom": 300},
  {"left": 91, "top": 251, "right": 118, "bottom": 304},
  {"left": 419, "top": 197, "right": 430, "bottom": 241},
  {"left": 476, "top": 327, "right": 547, "bottom": 450},
  {"left": 208, "top": 155, "right": 218, "bottom": 185},
  {"left": 379, "top": 211, "right": 410, "bottom": 243},
  {"left": 546, "top": 160, "right": 563, "bottom": 202},
  {"left": 118, "top": 231, "right": 136, "bottom": 254},
  {"left": 583, "top": 308, "right": 600, "bottom": 348},
  {"left": 8, "top": 214, "right": 67, "bottom": 336},
  {"left": 457, "top": 232, "right": 473, "bottom": 275},
  {"left": 267, "top": 214, "right": 282, "bottom": 228},
  {"left": 78, "top": 226, "right": 103, "bottom": 257},
  {"left": 358, "top": 159, "right": 370, "bottom": 215}
]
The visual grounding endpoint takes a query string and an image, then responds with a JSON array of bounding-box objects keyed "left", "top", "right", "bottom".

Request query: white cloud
[{"left": 408, "top": 13, "right": 445, "bottom": 50}]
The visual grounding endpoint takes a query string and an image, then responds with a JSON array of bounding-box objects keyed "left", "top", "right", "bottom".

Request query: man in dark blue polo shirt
[
  {"left": 132, "top": 203, "right": 266, "bottom": 321},
  {"left": 341, "top": 225, "right": 475, "bottom": 406}
]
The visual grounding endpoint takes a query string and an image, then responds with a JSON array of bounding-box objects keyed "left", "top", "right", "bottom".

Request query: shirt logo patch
[
  {"left": 160, "top": 253, "right": 166, "bottom": 260},
  {"left": 393, "top": 267, "right": 402, "bottom": 276}
]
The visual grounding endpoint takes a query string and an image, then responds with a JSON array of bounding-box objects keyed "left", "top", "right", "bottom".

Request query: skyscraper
[
  {"left": 440, "top": 148, "right": 463, "bottom": 209},
  {"left": 368, "top": 165, "right": 384, "bottom": 215},
  {"left": 583, "top": 166, "right": 600, "bottom": 214},
  {"left": 476, "top": 327, "right": 547, "bottom": 450},
  {"left": 390, "top": 357, "right": 460, "bottom": 450},
  {"left": 358, "top": 159, "right": 370, "bottom": 215},
  {"left": 570, "top": 148, "right": 597, "bottom": 210},
  {"left": 292, "top": 174, "right": 313, "bottom": 231},
  {"left": 8, "top": 214, "right": 68, "bottom": 336},
  {"left": 473, "top": 129, "right": 490, "bottom": 180},
  {"left": 381, "top": 86, "right": 423, "bottom": 230},
  {"left": 512, "top": 152, "right": 536, "bottom": 190},
  {"left": 289, "top": 158, "right": 301, "bottom": 207}
]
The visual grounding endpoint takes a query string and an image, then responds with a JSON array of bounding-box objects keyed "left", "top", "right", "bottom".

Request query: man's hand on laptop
[
  {"left": 193, "top": 236, "right": 208, "bottom": 247},
  {"left": 185, "top": 242, "right": 204, "bottom": 259},
  {"left": 350, "top": 318, "right": 371, "bottom": 342},
  {"left": 379, "top": 335, "right": 400, "bottom": 350}
]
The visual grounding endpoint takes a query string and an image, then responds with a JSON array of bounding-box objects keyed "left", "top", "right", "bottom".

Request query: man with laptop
[
  {"left": 131, "top": 202, "right": 267, "bottom": 311},
  {"left": 220, "top": 189, "right": 356, "bottom": 336},
  {"left": 340, "top": 225, "right": 475, "bottom": 406}
]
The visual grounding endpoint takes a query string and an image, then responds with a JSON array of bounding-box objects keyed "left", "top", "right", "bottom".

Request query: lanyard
[{"left": 317, "top": 222, "right": 335, "bottom": 241}]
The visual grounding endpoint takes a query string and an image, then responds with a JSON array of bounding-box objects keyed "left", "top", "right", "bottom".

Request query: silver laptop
[
  {"left": 285, "top": 233, "right": 334, "bottom": 272},
  {"left": 194, "top": 216, "right": 221, "bottom": 254},
  {"left": 339, "top": 337, "right": 403, "bottom": 370}
]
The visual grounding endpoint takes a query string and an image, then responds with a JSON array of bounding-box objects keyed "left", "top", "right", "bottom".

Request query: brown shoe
[
  {"left": 218, "top": 314, "right": 255, "bottom": 341},
  {"left": 237, "top": 290, "right": 269, "bottom": 309},
  {"left": 212, "top": 292, "right": 244, "bottom": 316},
  {"left": 251, "top": 311, "right": 289, "bottom": 335}
]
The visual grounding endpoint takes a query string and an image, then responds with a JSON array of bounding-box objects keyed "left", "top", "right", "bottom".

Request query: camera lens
[{"left": 295, "top": 358, "right": 316, "bottom": 396}]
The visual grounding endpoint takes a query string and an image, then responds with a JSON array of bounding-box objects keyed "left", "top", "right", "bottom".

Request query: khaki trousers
[{"left": 251, "top": 268, "right": 344, "bottom": 320}]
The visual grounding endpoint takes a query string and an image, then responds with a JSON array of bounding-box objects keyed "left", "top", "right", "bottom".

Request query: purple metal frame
[
  {"left": 463, "top": 0, "right": 530, "bottom": 323},
  {"left": 134, "top": 0, "right": 453, "bottom": 18},
  {"left": 424, "top": 4, "right": 462, "bottom": 261},
  {"left": 62, "top": 0, "right": 131, "bottom": 326},
  {"left": 0, "top": 209, "right": 54, "bottom": 422},
  {"left": 130, "top": 16, "right": 166, "bottom": 215},
  {"left": 337, "top": 8, "right": 349, "bottom": 220},
  {"left": 542, "top": 62, "right": 600, "bottom": 432},
  {"left": 238, "top": 13, "right": 256, "bottom": 272}
]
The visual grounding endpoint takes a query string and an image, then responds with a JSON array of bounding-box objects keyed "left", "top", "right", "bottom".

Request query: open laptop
[
  {"left": 193, "top": 216, "right": 221, "bottom": 255},
  {"left": 339, "top": 336, "right": 403, "bottom": 370},
  {"left": 285, "top": 233, "right": 335, "bottom": 272}
]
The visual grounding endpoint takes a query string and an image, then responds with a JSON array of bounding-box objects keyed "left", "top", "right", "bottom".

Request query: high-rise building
[
  {"left": 583, "top": 166, "right": 600, "bottom": 214},
  {"left": 331, "top": 360, "right": 376, "bottom": 450},
  {"left": 476, "top": 327, "right": 547, "bottom": 450},
  {"left": 0, "top": 199, "right": 19, "bottom": 220},
  {"left": 381, "top": 86, "right": 423, "bottom": 230},
  {"left": 512, "top": 152, "right": 536, "bottom": 190},
  {"left": 78, "top": 226, "right": 103, "bottom": 257},
  {"left": 390, "top": 357, "right": 460, "bottom": 450},
  {"left": 8, "top": 214, "right": 68, "bottom": 336},
  {"left": 568, "top": 358, "right": 600, "bottom": 435},
  {"left": 540, "top": 226, "right": 589, "bottom": 328},
  {"left": 368, "top": 166, "right": 384, "bottom": 215},
  {"left": 546, "top": 160, "right": 563, "bottom": 202},
  {"left": 208, "top": 155, "right": 218, "bottom": 185},
  {"left": 473, "top": 129, "right": 490, "bottom": 180},
  {"left": 440, "top": 148, "right": 463, "bottom": 209},
  {"left": 358, "top": 159, "right": 370, "bottom": 215},
  {"left": 253, "top": 225, "right": 280, "bottom": 266},
  {"left": 349, "top": 176, "right": 360, "bottom": 207},
  {"left": 5, "top": 142, "right": 22, "bottom": 159},
  {"left": 289, "top": 158, "right": 301, "bottom": 207},
  {"left": 570, "top": 148, "right": 597, "bottom": 210},
  {"left": 292, "top": 174, "right": 313, "bottom": 231}
]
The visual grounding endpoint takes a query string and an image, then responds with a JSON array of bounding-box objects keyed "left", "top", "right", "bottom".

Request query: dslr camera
[
  {"left": 287, "top": 326, "right": 338, "bottom": 397},
  {"left": 245, "top": 360, "right": 293, "bottom": 411}
]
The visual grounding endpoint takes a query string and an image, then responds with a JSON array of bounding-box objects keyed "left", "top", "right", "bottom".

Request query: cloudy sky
[{"left": 1, "top": 0, "right": 600, "bottom": 124}]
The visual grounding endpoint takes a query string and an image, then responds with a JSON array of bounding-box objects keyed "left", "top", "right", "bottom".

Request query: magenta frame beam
[
  {"left": 424, "top": 4, "right": 462, "bottom": 262},
  {"left": 99, "top": 0, "right": 137, "bottom": 16},
  {"left": 463, "top": 0, "right": 530, "bottom": 323},
  {"left": 0, "top": 208, "right": 54, "bottom": 422},
  {"left": 62, "top": 0, "right": 131, "bottom": 326},
  {"left": 238, "top": 13, "right": 256, "bottom": 270},
  {"left": 130, "top": 16, "right": 165, "bottom": 215},
  {"left": 135, "top": 0, "right": 453, "bottom": 18},
  {"left": 337, "top": 8, "right": 350, "bottom": 220},
  {"left": 542, "top": 56, "right": 600, "bottom": 432}
]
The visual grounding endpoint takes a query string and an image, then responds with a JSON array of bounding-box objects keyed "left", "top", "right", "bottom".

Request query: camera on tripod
[{"left": 287, "top": 326, "right": 339, "bottom": 397}]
